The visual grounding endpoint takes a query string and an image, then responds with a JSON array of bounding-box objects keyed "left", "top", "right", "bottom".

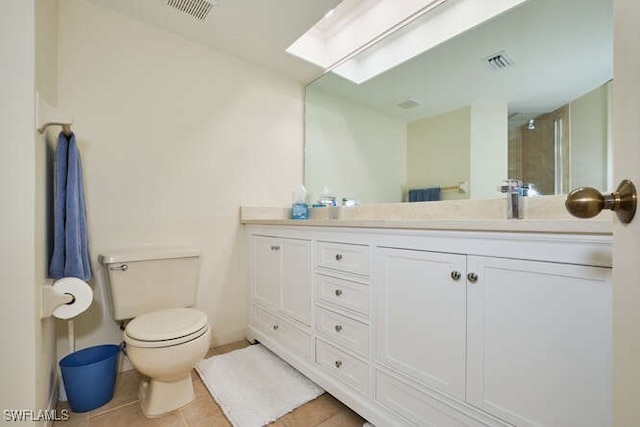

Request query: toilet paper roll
[{"left": 52, "top": 277, "right": 93, "bottom": 319}]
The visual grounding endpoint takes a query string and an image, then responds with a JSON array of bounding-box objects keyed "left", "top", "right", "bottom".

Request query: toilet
[{"left": 99, "top": 248, "right": 211, "bottom": 417}]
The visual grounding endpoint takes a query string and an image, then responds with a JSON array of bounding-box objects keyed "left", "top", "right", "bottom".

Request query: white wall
[
  {"left": 470, "top": 104, "right": 508, "bottom": 199},
  {"left": 55, "top": 0, "right": 305, "bottom": 361},
  {"left": 0, "top": 0, "right": 42, "bottom": 423},
  {"left": 305, "top": 86, "right": 406, "bottom": 204},
  {"left": 570, "top": 82, "right": 610, "bottom": 190},
  {"left": 406, "top": 107, "right": 470, "bottom": 200},
  {"left": 35, "top": 0, "right": 60, "bottom": 417}
]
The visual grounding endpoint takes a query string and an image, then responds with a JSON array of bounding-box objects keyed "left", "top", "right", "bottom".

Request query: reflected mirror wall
[{"left": 304, "top": 0, "right": 612, "bottom": 204}]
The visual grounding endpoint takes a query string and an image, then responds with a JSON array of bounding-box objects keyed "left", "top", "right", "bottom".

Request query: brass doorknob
[{"left": 565, "top": 179, "right": 637, "bottom": 224}]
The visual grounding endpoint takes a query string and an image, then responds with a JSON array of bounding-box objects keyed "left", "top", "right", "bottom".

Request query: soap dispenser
[{"left": 291, "top": 184, "right": 309, "bottom": 219}]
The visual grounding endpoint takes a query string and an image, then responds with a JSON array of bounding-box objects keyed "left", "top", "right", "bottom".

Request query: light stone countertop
[{"left": 240, "top": 196, "right": 613, "bottom": 235}]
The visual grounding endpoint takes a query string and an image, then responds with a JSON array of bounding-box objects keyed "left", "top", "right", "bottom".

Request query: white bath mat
[{"left": 195, "top": 344, "right": 324, "bottom": 427}]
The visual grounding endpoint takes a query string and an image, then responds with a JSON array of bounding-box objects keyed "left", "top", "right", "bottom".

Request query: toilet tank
[{"left": 99, "top": 247, "right": 201, "bottom": 321}]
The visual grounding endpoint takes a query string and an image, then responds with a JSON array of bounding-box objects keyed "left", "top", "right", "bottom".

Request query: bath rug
[{"left": 195, "top": 344, "right": 324, "bottom": 426}]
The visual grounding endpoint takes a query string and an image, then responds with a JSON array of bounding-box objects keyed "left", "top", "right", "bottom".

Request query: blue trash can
[{"left": 59, "top": 344, "right": 120, "bottom": 412}]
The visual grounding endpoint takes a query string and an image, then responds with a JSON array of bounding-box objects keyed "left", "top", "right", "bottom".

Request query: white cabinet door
[
  {"left": 251, "top": 235, "right": 281, "bottom": 311},
  {"left": 375, "top": 247, "right": 467, "bottom": 400},
  {"left": 280, "top": 238, "right": 312, "bottom": 326},
  {"left": 251, "top": 235, "right": 312, "bottom": 326},
  {"left": 466, "top": 256, "right": 612, "bottom": 427}
]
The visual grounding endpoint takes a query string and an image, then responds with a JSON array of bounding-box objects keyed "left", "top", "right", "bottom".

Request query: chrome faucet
[{"left": 499, "top": 179, "right": 523, "bottom": 219}]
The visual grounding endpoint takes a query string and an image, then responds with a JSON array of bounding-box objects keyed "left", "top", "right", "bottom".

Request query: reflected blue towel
[
  {"left": 408, "top": 187, "right": 441, "bottom": 202},
  {"left": 49, "top": 132, "right": 92, "bottom": 281}
]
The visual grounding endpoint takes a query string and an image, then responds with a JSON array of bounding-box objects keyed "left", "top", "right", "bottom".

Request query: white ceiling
[
  {"left": 311, "top": 0, "right": 613, "bottom": 123},
  {"left": 86, "top": 0, "right": 342, "bottom": 82}
]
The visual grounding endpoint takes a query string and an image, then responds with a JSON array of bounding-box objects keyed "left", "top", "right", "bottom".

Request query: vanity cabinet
[
  {"left": 251, "top": 234, "right": 312, "bottom": 326},
  {"left": 249, "top": 234, "right": 313, "bottom": 362},
  {"left": 313, "top": 240, "right": 372, "bottom": 396},
  {"left": 375, "top": 246, "right": 611, "bottom": 427},
  {"left": 375, "top": 247, "right": 466, "bottom": 400},
  {"left": 247, "top": 225, "right": 612, "bottom": 427},
  {"left": 466, "top": 256, "right": 611, "bottom": 427}
]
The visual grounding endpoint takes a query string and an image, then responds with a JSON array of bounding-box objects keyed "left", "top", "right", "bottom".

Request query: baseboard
[{"left": 208, "top": 327, "right": 248, "bottom": 348}]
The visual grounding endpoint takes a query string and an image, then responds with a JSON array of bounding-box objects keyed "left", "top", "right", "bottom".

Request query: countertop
[{"left": 240, "top": 198, "right": 613, "bottom": 235}]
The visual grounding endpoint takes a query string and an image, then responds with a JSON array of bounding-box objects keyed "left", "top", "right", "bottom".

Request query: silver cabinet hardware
[
  {"left": 270, "top": 245, "right": 281, "bottom": 251},
  {"left": 272, "top": 324, "right": 279, "bottom": 330},
  {"left": 451, "top": 271, "right": 461, "bottom": 281},
  {"left": 334, "top": 325, "right": 342, "bottom": 332},
  {"left": 467, "top": 272, "right": 478, "bottom": 283},
  {"left": 110, "top": 264, "right": 128, "bottom": 271},
  {"left": 334, "top": 360, "right": 342, "bottom": 368},
  {"left": 334, "top": 289, "right": 343, "bottom": 297},
  {"left": 335, "top": 253, "right": 343, "bottom": 261}
]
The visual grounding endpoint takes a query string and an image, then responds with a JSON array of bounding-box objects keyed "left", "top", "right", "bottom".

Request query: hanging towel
[
  {"left": 49, "top": 132, "right": 92, "bottom": 281},
  {"left": 408, "top": 187, "right": 441, "bottom": 202}
]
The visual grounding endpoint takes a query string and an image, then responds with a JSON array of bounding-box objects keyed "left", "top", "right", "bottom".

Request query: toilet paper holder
[{"left": 41, "top": 279, "right": 75, "bottom": 319}]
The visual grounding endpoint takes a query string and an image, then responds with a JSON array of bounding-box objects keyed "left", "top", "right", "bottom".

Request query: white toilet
[{"left": 99, "top": 248, "right": 211, "bottom": 417}]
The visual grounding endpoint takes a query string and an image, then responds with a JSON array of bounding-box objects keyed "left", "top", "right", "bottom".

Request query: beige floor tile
[
  {"left": 179, "top": 393, "right": 224, "bottom": 425},
  {"left": 55, "top": 340, "right": 369, "bottom": 427},
  {"left": 191, "top": 371, "right": 211, "bottom": 398},
  {"left": 189, "top": 412, "right": 232, "bottom": 427},
  {"left": 208, "top": 340, "right": 252, "bottom": 356},
  {"left": 316, "top": 409, "right": 366, "bottom": 427},
  {"left": 53, "top": 403, "right": 89, "bottom": 427},
  {"left": 88, "top": 401, "right": 186, "bottom": 427},
  {"left": 269, "top": 393, "right": 344, "bottom": 427}
]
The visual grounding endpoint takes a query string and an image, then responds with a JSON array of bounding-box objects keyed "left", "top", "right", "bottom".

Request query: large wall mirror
[{"left": 304, "top": 0, "right": 612, "bottom": 204}]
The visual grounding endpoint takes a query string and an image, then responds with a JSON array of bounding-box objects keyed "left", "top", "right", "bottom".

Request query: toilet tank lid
[{"left": 99, "top": 247, "right": 200, "bottom": 264}]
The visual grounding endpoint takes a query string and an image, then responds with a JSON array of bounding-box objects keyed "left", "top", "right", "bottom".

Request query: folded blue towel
[
  {"left": 49, "top": 132, "right": 92, "bottom": 281},
  {"left": 408, "top": 187, "right": 441, "bottom": 202}
]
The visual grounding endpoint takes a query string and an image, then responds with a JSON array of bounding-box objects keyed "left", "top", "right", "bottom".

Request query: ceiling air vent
[
  {"left": 166, "top": 0, "right": 217, "bottom": 21},
  {"left": 397, "top": 99, "right": 421, "bottom": 110},
  {"left": 483, "top": 51, "right": 514, "bottom": 71}
]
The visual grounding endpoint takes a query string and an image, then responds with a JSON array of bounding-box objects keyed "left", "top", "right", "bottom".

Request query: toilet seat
[{"left": 125, "top": 307, "right": 209, "bottom": 348}]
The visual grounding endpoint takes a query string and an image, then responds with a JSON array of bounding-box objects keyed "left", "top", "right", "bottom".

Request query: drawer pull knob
[
  {"left": 271, "top": 245, "right": 281, "bottom": 251},
  {"left": 467, "top": 272, "right": 479, "bottom": 283},
  {"left": 335, "top": 254, "right": 343, "bottom": 261},
  {"left": 272, "top": 324, "right": 279, "bottom": 330},
  {"left": 450, "top": 271, "right": 461, "bottom": 281},
  {"left": 334, "top": 360, "right": 343, "bottom": 368},
  {"left": 334, "top": 324, "right": 343, "bottom": 332},
  {"left": 334, "top": 289, "right": 343, "bottom": 297}
]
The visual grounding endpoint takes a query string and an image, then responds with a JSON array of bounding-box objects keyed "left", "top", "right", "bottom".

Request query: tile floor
[{"left": 54, "top": 340, "right": 366, "bottom": 426}]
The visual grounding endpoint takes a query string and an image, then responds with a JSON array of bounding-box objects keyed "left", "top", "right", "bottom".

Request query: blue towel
[
  {"left": 49, "top": 132, "right": 92, "bottom": 281},
  {"left": 408, "top": 187, "right": 441, "bottom": 202}
]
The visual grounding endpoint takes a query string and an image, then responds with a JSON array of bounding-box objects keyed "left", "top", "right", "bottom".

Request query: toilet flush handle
[{"left": 110, "top": 264, "right": 128, "bottom": 272}]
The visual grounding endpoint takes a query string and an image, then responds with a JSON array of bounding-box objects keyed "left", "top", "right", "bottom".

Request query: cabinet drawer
[
  {"left": 315, "top": 241, "right": 370, "bottom": 276},
  {"left": 316, "top": 273, "right": 370, "bottom": 316},
  {"left": 251, "top": 305, "right": 312, "bottom": 360},
  {"left": 375, "top": 370, "right": 486, "bottom": 427},
  {"left": 315, "top": 339, "right": 369, "bottom": 395},
  {"left": 315, "top": 306, "right": 369, "bottom": 355}
]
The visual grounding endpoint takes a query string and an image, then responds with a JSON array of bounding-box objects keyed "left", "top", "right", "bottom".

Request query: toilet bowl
[{"left": 124, "top": 307, "right": 211, "bottom": 417}]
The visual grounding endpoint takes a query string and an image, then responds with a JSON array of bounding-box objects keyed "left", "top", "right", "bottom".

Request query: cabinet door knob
[
  {"left": 335, "top": 253, "right": 343, "bottom": 261},
  {"left": 334, "top": 324, "right": 343, "bottom": 332},
  {"left": 450, "top": 271, "right": 461, "bottom": 281},
  {"left": 334, "top": 289, "right": 343, "bottom": 297},
  {"left": 272, "top": 324, "right": 279, "bottom": 330},
  {"left": 334, "top": 360, "right": 343, "bottom": 368},
  {"left": 467, "top": 272, "right": 478, "bottom": 283},
  {"left": 271, "top": 245, "right": 281, "bottom": 251}
]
